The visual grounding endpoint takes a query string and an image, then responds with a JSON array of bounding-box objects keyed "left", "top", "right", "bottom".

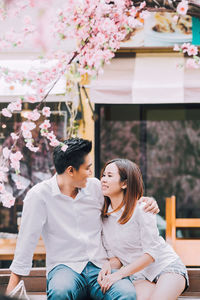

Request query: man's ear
[{"left": 65, "top": 166, "right": 74, "bottom": 176}]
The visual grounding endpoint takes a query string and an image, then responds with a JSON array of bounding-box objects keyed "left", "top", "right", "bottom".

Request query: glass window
[{"left": 96, "top": 104, "right": 200, "bottom": 238}]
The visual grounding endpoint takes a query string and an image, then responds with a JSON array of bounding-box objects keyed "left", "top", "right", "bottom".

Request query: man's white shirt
[{"left": 10, "top": 175, "right": 108, "bottom": 276}]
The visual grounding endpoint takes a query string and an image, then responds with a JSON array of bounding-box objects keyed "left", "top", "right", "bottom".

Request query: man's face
[{"left": 72, "top": 154, "right": 92, "bottom": 188}]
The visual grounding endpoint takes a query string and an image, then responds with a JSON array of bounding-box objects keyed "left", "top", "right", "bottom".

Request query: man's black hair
[{"left": 53, "top": 138, "right": 92, "bottom": 174}]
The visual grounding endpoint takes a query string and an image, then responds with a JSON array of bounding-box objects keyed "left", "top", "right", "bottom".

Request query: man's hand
[
  {"left": 100, "top": 272, "right": 122, "bottom": 294},
  {"left": 6, "top": 272, "right": 21, "bottom": 295},
  {"left": 138, "top": 196, "right": 159, "bottom": 214},
  {"left": 97, "top": 261, "right": 111, "bottom": 286}
]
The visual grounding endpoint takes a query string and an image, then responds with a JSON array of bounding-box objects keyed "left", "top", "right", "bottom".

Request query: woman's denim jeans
[{"left": 47, "top": 261, "right": 136, "bottom": 300}]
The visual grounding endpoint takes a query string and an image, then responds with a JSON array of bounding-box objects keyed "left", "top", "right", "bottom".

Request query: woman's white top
[{"left": 102, "top": 202, "right": 179, "bottom": 282}]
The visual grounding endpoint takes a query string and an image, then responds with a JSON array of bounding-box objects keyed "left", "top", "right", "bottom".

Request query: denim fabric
[
  {"left": 130, "top": 257, "right": 189, "bottom": 292},
  {"left": 47, "top": 261, "right": 136, "bottom": 300}
]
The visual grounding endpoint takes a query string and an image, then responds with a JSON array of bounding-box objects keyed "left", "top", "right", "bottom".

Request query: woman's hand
[
  {"left": 100, "top": 271, "right": 123, "bottom": 294},
  {"left": 97, "top": 261, "right": 111, "bottom": 286},
  {"left": 138, "top": 196, "right": 160, "bottom": 214}
]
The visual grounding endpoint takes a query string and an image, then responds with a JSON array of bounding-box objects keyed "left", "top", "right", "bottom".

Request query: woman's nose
[{"left": 101, "top": 177, "right": 107, "bottom": 183}]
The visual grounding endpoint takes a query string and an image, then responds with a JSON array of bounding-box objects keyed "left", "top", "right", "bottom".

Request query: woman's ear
[{"left": 121, "top": 180, "right": 127, "bottom": 190}]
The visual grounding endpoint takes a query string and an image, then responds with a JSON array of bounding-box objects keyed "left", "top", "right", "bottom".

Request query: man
[{"left": 7, "top": 138, "right": 159, "bottom": 299}]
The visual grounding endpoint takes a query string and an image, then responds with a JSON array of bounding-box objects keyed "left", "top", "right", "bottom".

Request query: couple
[{"left": 6, "top": 138, "right": 188, "bottom": 299}]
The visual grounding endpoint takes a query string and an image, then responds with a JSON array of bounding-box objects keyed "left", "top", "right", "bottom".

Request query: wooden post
[{"left": 165, "top": 195, "right": 176, "bottom": 246}]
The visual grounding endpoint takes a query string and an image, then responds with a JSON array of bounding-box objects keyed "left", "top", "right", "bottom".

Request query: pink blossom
[
  {"left": 0, "top": 183, "right": 5, "bottom": 193},
  {"left": 2, "top": 108, "right": 12, "bottom": 118},
  {"left": 10, "top": 160, "right": 20, "bottom": 171},
  {"left": 10, "top": 151, "right": 23, "bottom": 171},
  {"left": 181, "top": 43, "right": 190, "bottom": 53},
  {"left": 186, "top": 58, "right": 199, "bottom": 69},
  {"left": 61, "top": 145, "right": 68, "bottom": 152},
  {"left": 29, "top": 145, "right": 39, "bottom": 152},
  {"left": 22, "top": 130, "right": 32, "bottom": 139},
  {"left": 21, "top": 121, "right": 36, "bottom": 131},
  {"left": 23, "top": 109, "right": 40, "bottom": 121},
  {"left": 1, "top": 192, "right": 15, "bottom": 208},
  {"left": 39, "top": 120, "right": 51, "bottom": 130},
  {"left": 7, "top": 99, "right": 22, "bottom": 112},
  {"left": 25, "top": 95, "right": 38, "bottom": 103},
  {"left": 139, "top": 1, "right": 146, "bottom": 9},
  {"left": 15, "top": 181, "right": 25, "bottom": 190},
  {"left": 173, "top": 44, "right": 180, "bottom": 51},
  {"left": 47, "top": 131, "right": 56, "bottom": 140},
  {"left": 50, "top": 139, "right": 60, "bottom": 147},
  {"left": 187, "top": 45, "right": 198, "bottom": 56},
  {"left": 11, "top": 133, "right": 19, "bottom": 140},
  {"left": 10, "top": 151, "right": 23, "bottom": 162},
  {"left": 31, "top": 109, "right": 41, "bottom": 121},
  {"left": 26, "top": 142, "right": 39, "bottom": 152},
  {"left": 23, "top": 15, "right": 32, "bottom": 25},
  {"left": 0, "top": 171, "right": 7, "bottom": 182},
  {"left": 40, "top": 130, "right": 49, "bottom": 137},
  {"left": 177, "top": 0, "right": 188, "bottom": 15},
  {"left": 3, "top": 147, "right": 11, "bottom": 159},
  {"left": 42, "top": 106, "right": 51, "bottom": 117}
]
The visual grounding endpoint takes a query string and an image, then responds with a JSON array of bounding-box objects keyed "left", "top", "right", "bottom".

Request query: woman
[{"left": 98, "top": 158, "right": 188, "bottom": 300}]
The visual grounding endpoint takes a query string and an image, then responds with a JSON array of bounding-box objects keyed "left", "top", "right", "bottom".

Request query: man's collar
[
  {"left": 78, "top": 183, "right": 90, "bottom": 196},
  {"left": 51, "top": 174, "right": 90, "bottom": 197},
  {"left": 51, "top": 174, "right": 61, "bottom": 196}
]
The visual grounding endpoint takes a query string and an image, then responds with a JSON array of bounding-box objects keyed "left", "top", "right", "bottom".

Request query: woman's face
[{"left": 101, "top": 162, "right": 125, "bottom": 198}]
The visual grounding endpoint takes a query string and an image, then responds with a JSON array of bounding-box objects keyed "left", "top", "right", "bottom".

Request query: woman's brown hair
[{"left": 101, "top": 158, "right": 144, "bottom": 224}]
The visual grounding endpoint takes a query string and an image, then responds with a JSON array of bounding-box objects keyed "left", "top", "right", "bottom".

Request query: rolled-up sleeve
[
  {"left": 10, "top": 189, "right": 46, "bottom": 276},
  {"left": 137, "top": 203, "right": 162, "bottom": 261}
]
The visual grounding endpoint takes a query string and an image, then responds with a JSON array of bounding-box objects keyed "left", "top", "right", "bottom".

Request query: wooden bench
[
  {"left": 166, "top": 195, "right": 200, "bottom": 266},
  {"left": 0, "top": 238, "right": 45, "bottom": 261},
  {"left": 0, "top": 268, "right": 46, "bottom": 299},
  {"left": 0, "top": 268, "right": 200, "bottom": 299}
]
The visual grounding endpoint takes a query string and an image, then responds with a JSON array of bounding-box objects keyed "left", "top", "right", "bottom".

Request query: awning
[{"left": 90, "top": 53, "right": 200, "bottom": 104}]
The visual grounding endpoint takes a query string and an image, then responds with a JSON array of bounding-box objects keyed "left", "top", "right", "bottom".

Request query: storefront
[{"left": 90, "top": 53, "right": 200, "bottom": 238}]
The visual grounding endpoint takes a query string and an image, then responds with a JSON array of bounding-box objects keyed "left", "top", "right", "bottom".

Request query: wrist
[
  {"left": 118, "top": 266, "right": 125, "bottom": 279},
  {"left": 105, "top": 260, "right": 111, "bottom": 266}
]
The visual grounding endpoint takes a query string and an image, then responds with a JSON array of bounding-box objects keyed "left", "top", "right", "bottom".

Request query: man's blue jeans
[{"left": 47, "top": 261, "right": 136, "bottom": 300}]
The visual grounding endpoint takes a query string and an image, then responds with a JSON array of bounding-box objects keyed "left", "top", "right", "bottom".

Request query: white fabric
[
  {"left": 8, "top": 280, "right": 30, "bottom": 299},
  {"left": 90, "top": 55, "right": 200, "bottom": 104},
  {"left": 10, "top": 176, "right": 108, "bottom": 277},
  {"left": 102, "top": 202, "right": 179, "bottom": 282}
]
